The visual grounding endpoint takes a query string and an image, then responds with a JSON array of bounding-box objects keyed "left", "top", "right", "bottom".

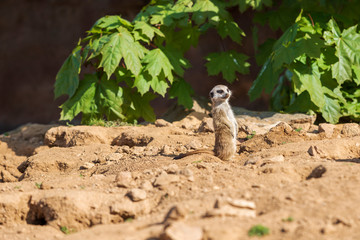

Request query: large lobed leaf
[
  {"left": 54, "top": 46, "right": 82, "bottom": 99},
  {"left": 205, "top": 50, "right": 250, "bottom": 83}
]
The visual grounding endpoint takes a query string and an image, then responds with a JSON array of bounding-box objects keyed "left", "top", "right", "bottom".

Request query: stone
[
  {"left": 105, "top": 153, "right": 123, "bottom": 162},
  {"left": 306, "top": 165, "right": 327, "bottom": 180},
  {"left": 165, "top": 164, "right": 179, "bottom": 174},
  {"left": 180, "top": 168, "right": 194, "bottom": 181},
  {"left": 163, "top": 205, "right": 186, "bottom": 224},
  {"left": 128, "top": 188, "right": 147, "bottom": 202},
  {"left": 265, "top": 155, "right": 285, "bottom": 163},
  {"left": 161, "top": 221, "right": 203, "bottom": 240},
  {"left": 341, "top": 123, "right": 360, "bottom": 137},
  {"left": 0, "top": 169, "right": 17, "bottom": 182},
  {"left": 161, "top": 145, "right": 173, "bottom": 155},
  {"left": 80, "top": 162, "right": 95, "bottom": 170},
  {"left": 197, "top": 117, "right": 214, "bottom": 133},
  {"left": 226, "top": 198, "right": 256, "bottom": 210},
  {"left": 140, "top": 180, "right": 153, "bottom": 191},
  {"left": 153, "top": 171, "right": 180, "bottom": 188},
  {"left": 319, "top": 123, "right": 335, "bottom": 138},
  {"left": 186, "top": 140, "right": 202, "bottom": 150},
  {"left": 206, "top": 205, "right": 256, "bottom": 218},
  {"left": 155, "top": 119, "right": 171, "bottom": 127},
  {"left": 115, "top": 172, "right": 133, "bottom": 188}
]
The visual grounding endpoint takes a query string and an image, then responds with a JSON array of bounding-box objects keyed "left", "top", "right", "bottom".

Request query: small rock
[
  {"left": 206, "top": 205, "right": 256, "bottom": 218},
  {"left": 128, "top": 188, "right": 147, "bottom": 202},
  {"left": 227, "top": 198, "right": 256, "bottom": 210},
  {"left": 40, "top": 182, "right": 52, "bottom": 190},
  {"left": 186, "top": 140, "right": 202, "bottom": 150},
  {"left": 140, "top": 180, "right": 153, "bottom": 191},
  {"left": 0, "top": 169, "right": 17, "bottom": 182},
  {"left": 165, "top": 164, "right": 179, "bottom": 174},
  {"left": 153, "top": 171, "right": 180, "bottom": 188},
  {"left": 162, "top": 145, "right": 173, "bottom": 155},
  {"left": 307, "top": 145, "right": 325, "bottom": 158},
  {"left": 341, "top": 123, "right": 360, "bottom": 137},
  {"left": 198, "top": 118, "right": 214, "bottom": 132},
  {"left": 115, "top": 171, "right": 133, "bottom": 188},
  {"left": 116, "top": 146, "right": 131, "bottom": 154},
  {"left": 180, "top": 168, "right": 194, "bottom": 181},
  {"left": 155, "top": 119, "right": 171, "bottom": 127},
  {"left": 105, "top": 153, "right": 123, "bottom": 161},
  {"left": 266, "top": 155, "right": 284, "bottom": 163},
  {"left": 132, "top": 146, "right": 146, "bottom": 156},
  {"left": 80, "top": 162, "right": 95, "bottom": 170},
  {"left": 319, "top": 123, "right": 335, "bottom": 138},
  {"left": 163, "top": 205, "right": 186, "bottom": 224},
  {"left": 306, "top": 165, "right": 327, "bottom": 180},
  {"left": 161, "top": 221, "right": 203, "bottom": 240}
]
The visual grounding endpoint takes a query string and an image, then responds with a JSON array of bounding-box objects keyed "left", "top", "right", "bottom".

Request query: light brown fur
[{"left": 174, "top": 85, "right": 237, "bottom": 161}]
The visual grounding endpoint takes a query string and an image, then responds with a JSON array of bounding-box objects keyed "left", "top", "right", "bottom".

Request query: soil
[{"left": 1, "top": 111, "right": 360, "bottom": 240}]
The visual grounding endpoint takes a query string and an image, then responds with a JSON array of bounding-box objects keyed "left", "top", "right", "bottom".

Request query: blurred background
[{"left": 0, "top": 0, "right": 276, "bottom": 133}]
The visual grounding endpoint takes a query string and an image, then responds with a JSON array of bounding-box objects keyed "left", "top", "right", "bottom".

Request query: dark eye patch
[
  {"left": 217, "top": 90, "right": 224, "bottom": 94},
  {"left": 210, "top": 92, "right": 214, "bottom": 98}
]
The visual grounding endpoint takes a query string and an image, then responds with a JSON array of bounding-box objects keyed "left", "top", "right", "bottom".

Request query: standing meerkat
[{"left": 174, "top": 85, "right": 238, "bottom": 161}]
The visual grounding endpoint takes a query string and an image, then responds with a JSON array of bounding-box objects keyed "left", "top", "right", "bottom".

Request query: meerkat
[{"left": 174, "top": 85, "right": 238, "bottom": 161}]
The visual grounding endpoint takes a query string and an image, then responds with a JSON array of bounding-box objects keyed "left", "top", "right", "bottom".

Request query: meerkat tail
[{"left": 173, "top": 149, "right": 214, "bottom": 159}]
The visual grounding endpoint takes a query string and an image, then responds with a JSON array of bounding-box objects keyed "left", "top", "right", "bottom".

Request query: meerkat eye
[
  {"left": 217, "top": 90, "right": 224, "bottom": 94},
  {"left": 210, "top": 92, "right": 214, "bottom": 98},
  {"left": 226, "top": 88, "right": 229, "bottom": 92}
]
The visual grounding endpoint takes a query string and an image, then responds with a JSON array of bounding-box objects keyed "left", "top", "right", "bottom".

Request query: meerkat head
[{"left": 209, "top": 85, "right": 231, "bottom": 105}]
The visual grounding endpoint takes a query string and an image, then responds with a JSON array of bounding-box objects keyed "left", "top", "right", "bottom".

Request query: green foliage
[
  {"left": 54, "top": 0, "right": 360, "bottom": 124},
  {"left": 54, "top": 0, "right": 250, "bottom": 124},
  {"left": 249, "top": 2, "right": 360, "bottom": 123},
  {"left": 248, "top": 224, "right": 270, "bottom": 237}
]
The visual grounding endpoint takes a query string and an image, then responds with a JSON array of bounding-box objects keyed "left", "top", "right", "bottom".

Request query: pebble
[
  {"left": 162, "top": 145, "right": 173, "bottom": 155},
  {"left": 105, "top": 153, "right": 123, "bottom": 161},
  {"left": 197, "top": 117, "right": 214, "bottom": 133},
  {"left": 115, "top": 171, "right": 133, "bottom": 188},
  {"left": 153, "top": 171, "right": 180, "bottom": 188},
  {"left": 163, "top": 205, "right": 186, "bottom": 224},
  {"left": 341, "top": 123, "right": 360, "bottom": 137},
  {"left": 162, "top": 222, "right": 203, "bottom": 240},
  {"left": 140, "top": 180, "right": 153, "bottom": 191},
  {"left": 319, "top": 123, "right": 335, "bottom": 138},
  {"left": 165, "top": 164, "right": 179, "bottom": 174},
  {"left": 155, "top": 119, "right": 171, "bottom": 127},
  {"left": 80, "top": 162, "right": 95, "bottom": 170},
  {"left": 128, "top": 188, "right": 147, "bottom": 202},
  {"left": 227, "top": 198, "right": 256, "bottom": 210},
  {"left": 0, "top": 169, "right": 17, "bottom": 182},
  {"left": 306, "top": 165, "right": 327, "bottom": 180}
]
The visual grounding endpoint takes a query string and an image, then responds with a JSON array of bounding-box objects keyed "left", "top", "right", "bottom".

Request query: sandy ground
[{"left": 1, "top": 111, "right": 360, "bottom": 240}]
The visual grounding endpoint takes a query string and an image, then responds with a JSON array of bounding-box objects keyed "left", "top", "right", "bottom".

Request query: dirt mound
[{"left": 1, "top": 115, "right": 360, "bottom": 239}]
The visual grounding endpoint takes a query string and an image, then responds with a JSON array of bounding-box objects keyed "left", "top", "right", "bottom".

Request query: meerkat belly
[{"left": 213, "top": 109, "right": 236, "bottom": 160}]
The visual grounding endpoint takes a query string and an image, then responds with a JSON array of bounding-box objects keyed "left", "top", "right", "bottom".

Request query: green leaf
[
  {"left": 205, "top": 50, "right": 250, "bottom": 83},
  {"left": 286, "top": 91, "right": 319, "bottom": 113},
  {"left": 352, "top": 65, "right": 360, "bottom": 85},
  {"left": 99, "top": 33, "right": 122, "bottom": 79},
  {"left": 217, "top": 19, "right": 245, "bottom": 44},
  {"left": 133, "top": 21, "right": 164, "bottom": 41},
  {"left": 325, "top": 19, "right": 360, "bottom": 83},
  {"left": 99, "top": 28, "right": 144, "bottom": 79},
  {"left": 54, "top": 46, "right": 82, "bottom": 99},
  {"left": 88, "top": 35, "right": 111, "bottom": 60},
  {"left": 133, "top": 72, "right": 151, "bottom": 95},
  {"left": 321, "top": 94, "right": 341, "bottom": 123},
  {"left": 60, "top": 74, "right": 98, "bottom": 121},
  {"left": 231, "top": 0, "right": 273, "bottom": 13},
  {"left": 168, "top": 78, "right": 194, "bottom": 109},
  {"left": 150, "top": 73, "right": 169, "bottom": 97},
  {"left": 143, "top": 48, "right": 174, "bottom": 82},
  {"left": 92, "top": 15, "right": 132, "bottom": 31},
  {"left": 248, "top": 56, "right": 282, "bottom": 101},
  {"left": 163, "top": 25, "right": 201, "bottom": 51},
  {"left": 192, "top": 0, "right": 224, "bottom": 25},
  {"left": 161, "top": 46, "right": 191, "bottom": 77},
  {"left": 118, "top": 27, "right": 144, "bottom": 76},
  {"left": 290, "top": 61, "right": 325, "bottom": 109},
  {"left": 95, "top": 75, "right": 124, "bottom": 120},
  {"left": 123, "top": 90, "right": 156, "bottom": 122}
]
